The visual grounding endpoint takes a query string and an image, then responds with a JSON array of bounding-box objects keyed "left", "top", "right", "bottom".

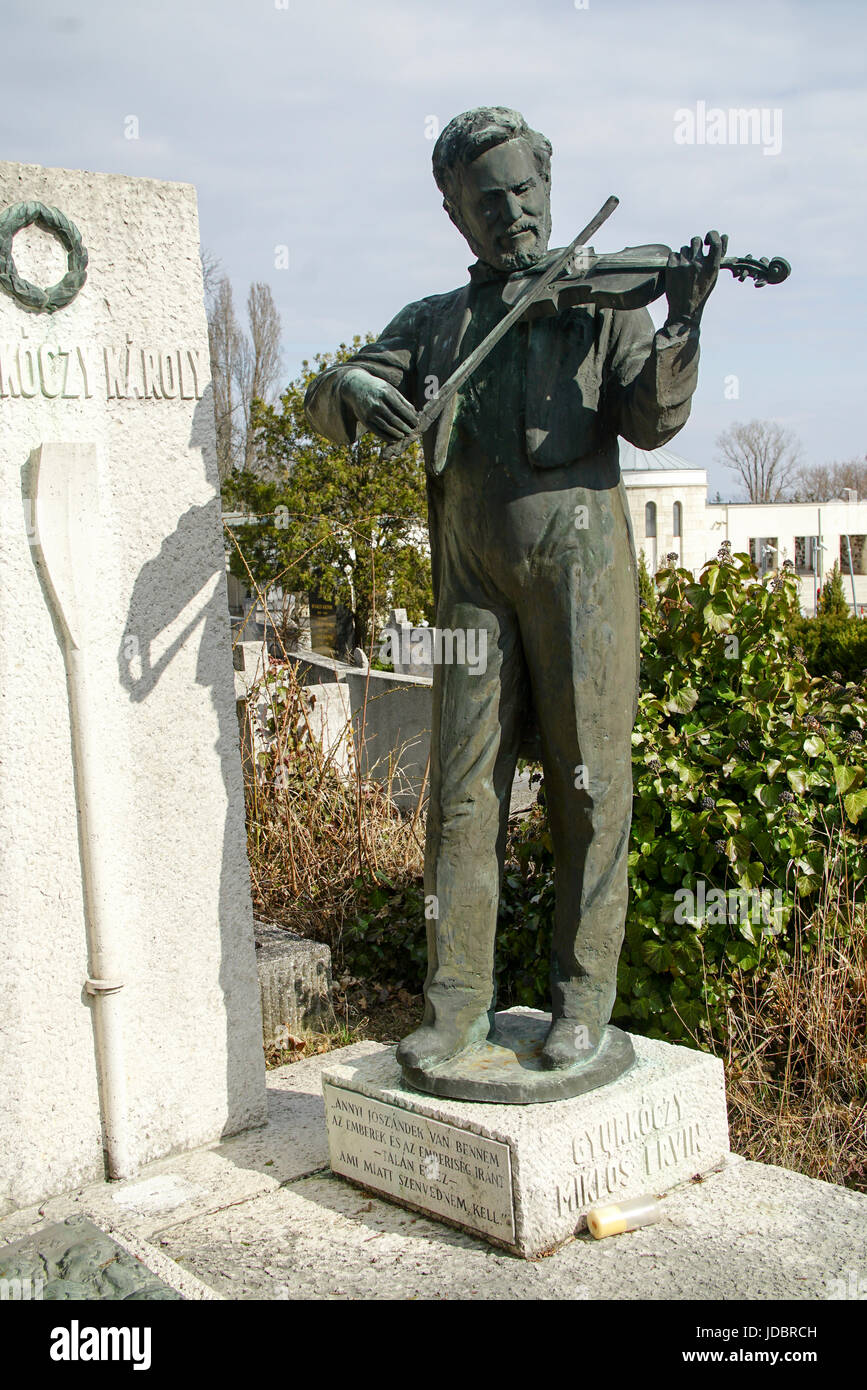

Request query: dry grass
[
  {"left": 720, "top": 877, "right": 866, "bottom": 1191},
  {"left": 235, "top": 634, "right": 424, "bottom": 948},
  {"left": 263, "top": 980, "right": 425, "bottom": 1070}
]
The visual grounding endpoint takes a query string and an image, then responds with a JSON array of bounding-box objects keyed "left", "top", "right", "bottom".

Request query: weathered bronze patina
[
  {"left": 305, "top": 106, "right": 762, "bottom": 1103},
  {"left": 0, "top": 201, "right": 88, "bottom": 312}
]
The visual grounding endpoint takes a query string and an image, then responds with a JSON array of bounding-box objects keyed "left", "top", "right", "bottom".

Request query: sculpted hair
[{"left": 432, "top": 107, "right": 552, "bottom": 206}]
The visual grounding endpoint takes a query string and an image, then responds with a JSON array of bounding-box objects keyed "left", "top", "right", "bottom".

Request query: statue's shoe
[
  {"left": 540, "top": 1017, "right": 604, "bottom": 1071},
  {"left": 396, "top": 1018, "right": 487, "bottom": 1072}
]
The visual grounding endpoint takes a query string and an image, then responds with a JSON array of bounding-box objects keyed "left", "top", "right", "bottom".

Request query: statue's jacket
[
  {"left": 305, "top": 260, "right": 699, "bottom": 756},
  {"left": 304, "top": 256, "right": 700, "bottom": 486}
]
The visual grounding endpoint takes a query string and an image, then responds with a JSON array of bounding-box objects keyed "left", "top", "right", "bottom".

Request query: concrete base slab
[
  {"left": 0, "top": 1045, "right": 381, "bottom": 1251},
  {"left": 150, "top": 1155, "right": 867, "bottom": 1302},
  {"left": 323, "top": 1011, "right": 730, "bottom": 1256},
  {"left": 1, "top": 1041, "right": 865, "bottom": 1300}
]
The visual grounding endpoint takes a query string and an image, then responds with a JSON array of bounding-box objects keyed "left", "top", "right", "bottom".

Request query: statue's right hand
[{"left": 339, "top": 368, "right": 419, "bottom": 442}]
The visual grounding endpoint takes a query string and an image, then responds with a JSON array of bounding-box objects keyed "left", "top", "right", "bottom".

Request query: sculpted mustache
[{"left": 499, "top": 223, "right": 539, "bottom": 240}]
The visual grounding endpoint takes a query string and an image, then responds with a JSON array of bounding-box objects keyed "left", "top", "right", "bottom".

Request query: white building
[
  {"left": 224, "top": 451, "right": 867, "bottom": 625},
  {"left": 620, "top": 443, "right": 867, "bottom": 617}
]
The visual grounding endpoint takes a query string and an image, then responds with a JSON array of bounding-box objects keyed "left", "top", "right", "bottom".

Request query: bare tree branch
[
  {"left": 235, "top": 282, "right": 283, "bottom": 471},
  {"left": 206, "top": 274, "right": 243, "bottom": 481},
  {"left": 715, "top": 419, "right": 803, "bottom": 502},
  {"left": 789, "top": 456, "right": 867, "bottom": 502},
  {"left": 201, "top": 251, "right": 284, "bottom": 483},
  {"left": 200, "top": 246, "right": 222, "bottom": 308}
]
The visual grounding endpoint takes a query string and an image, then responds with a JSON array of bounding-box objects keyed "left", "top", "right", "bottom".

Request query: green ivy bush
[
  {"left": 501, "top": 546, "right": 867, "bottom": 1043},
  {"left": 341, "top": 545, "right": 866, "bottom": 1044},
  {"left": 339, "top": 874, "right": 427, "bottom": 986}
]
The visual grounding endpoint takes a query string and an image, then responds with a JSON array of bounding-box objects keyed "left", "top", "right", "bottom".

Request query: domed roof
[{"left": 619, "top": 442, "right": 698, "bottom": 471}]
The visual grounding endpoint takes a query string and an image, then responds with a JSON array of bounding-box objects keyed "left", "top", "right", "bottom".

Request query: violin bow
[{"left": 381, "top": 194, "right": 620, "bottom": 462}]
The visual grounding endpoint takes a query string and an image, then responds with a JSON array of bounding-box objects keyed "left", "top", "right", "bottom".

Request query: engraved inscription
[
  {"left": 557, "top": 1089, "right": 701, "bottom": 1217},
  {"left": 0, "top": 339, "right": 207, "bottom": 401},
  {"left": 557, "top": 1157, "right": 635, "bottom": 1213},
  {"left": 324, "top": 1084, "right": 515, "bottom": 1242},
  {"left": 571, "top": 1092, "right": 684, "bottom": 1163},
  {"left": 644, "top": 1121, "right": 702, "bottom": 1176}
]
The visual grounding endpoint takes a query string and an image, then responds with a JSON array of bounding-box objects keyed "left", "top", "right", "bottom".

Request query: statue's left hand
[{"left": 665, "top": 230, "right": 728, "bottom": 326}]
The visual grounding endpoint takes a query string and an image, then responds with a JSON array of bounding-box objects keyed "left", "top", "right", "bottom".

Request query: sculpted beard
[{"left": 453, "top": 197, "right": 552, "bottom": 271}]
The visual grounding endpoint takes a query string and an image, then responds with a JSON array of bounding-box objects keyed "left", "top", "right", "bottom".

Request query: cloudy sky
[{"left": 5, "top": 0, "right": 866, "bottom": 494}]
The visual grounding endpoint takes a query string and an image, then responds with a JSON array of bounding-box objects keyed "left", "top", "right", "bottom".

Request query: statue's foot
[
  {"left": 396, "top": 1017, "right": 487, "bottom": 1072},
  {"left": 540, "top": 1017, "right": 604, "bottom": 1071}
]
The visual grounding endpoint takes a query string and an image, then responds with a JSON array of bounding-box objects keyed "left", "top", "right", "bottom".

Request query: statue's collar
[{"left": 468, "top": 247, "right": 560, "bottom": 286}]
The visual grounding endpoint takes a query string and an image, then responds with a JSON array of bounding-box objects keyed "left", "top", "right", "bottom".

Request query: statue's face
[{"left": 452, "top": 138, "right": 551, "bottom": 271}]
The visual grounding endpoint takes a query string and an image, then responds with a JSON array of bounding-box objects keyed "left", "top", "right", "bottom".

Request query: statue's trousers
[{"left": 422, "top": 450, "right": 640, "bottom": 1039}]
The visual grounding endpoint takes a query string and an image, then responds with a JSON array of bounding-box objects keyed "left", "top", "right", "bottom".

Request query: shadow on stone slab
[{"left": 400, "top": 1013, "right": 635, "bottom": 1103}]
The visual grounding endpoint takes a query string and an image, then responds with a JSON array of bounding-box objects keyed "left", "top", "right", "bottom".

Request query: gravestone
[
  {"left": 378, "top": 608, "right": 435, "bottom": 679},
  {"left": 0, "top": 162, "right": 266, "bottom": 1215},
  {"left": 308, "top": 591, "right": 339, "bottom": 656}
]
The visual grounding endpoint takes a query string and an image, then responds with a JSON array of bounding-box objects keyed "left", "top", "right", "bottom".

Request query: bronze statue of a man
[{"left": 306, "top": 106, "right": 725, "bottom": 1095}]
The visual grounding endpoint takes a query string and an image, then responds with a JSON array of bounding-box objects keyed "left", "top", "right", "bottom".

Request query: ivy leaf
[
  {"left": 703, "top": 594, "right": 735, "bottom": 632},
  {"left": 744, "top": 860, "right": 765, "bottom": 888},
  {"left": 665, "top": 684, "right": 699, "bottom": 714},
  {"left": 843, "top": 789, "right": 867, "bottom": 824},
  {"left": 834, "top": 765, "right": 864, "bottom": 796},
  {"left": 642, "top": 939, "right": 673, "bottom": 971},
  {"left": 726, "top": 941, "right": 759, "bottom": 969}
]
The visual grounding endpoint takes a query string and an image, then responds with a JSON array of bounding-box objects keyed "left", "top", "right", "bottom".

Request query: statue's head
[{"left": 432, "top": 106, "right": 553, "bottom": 272}]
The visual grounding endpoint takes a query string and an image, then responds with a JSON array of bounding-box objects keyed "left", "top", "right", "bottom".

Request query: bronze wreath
[{"left": 0, "top": 200, "right": 88, "bottom": 313}]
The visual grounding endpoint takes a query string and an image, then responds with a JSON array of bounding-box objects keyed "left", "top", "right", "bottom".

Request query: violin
[
  {"left": 381, "top": 196, "right": 791, "bottom": 461},
  {"left": 501, "top": 243, "right": 792, "bottom": 317}
]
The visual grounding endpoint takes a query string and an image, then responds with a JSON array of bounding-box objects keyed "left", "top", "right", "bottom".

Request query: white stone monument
[{"left": 0, "top": 162, "right": 267, "bottom": 1215}]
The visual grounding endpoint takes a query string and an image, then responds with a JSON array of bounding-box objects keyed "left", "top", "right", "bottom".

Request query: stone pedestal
[
  {"left": 322, "top": 1009, "right": 730, "bottom": 1258},
  {"left": 254, "top": 922, "right": 333, "bottom": 1048}
]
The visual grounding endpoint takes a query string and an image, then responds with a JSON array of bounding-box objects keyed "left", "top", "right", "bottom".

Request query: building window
[
  {"left": 673, "top": 501, "right": 682, "bottom": 537},
  {"left": 749, "top": 537, "right": 778, "bottom": 574},
  {"left": 840, "top": 535, "right": 866, "bottom": 575},
  {"left": 794, "top": 536, "right": 818, "bottom": 574},
  {"left": 645, "top": 501, "right": 657, "bottom": 538}
]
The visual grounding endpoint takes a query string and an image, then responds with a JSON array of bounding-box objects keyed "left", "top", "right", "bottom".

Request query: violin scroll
[{"left": 724, "top": 254, "right": 791, "bottom": 288}]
